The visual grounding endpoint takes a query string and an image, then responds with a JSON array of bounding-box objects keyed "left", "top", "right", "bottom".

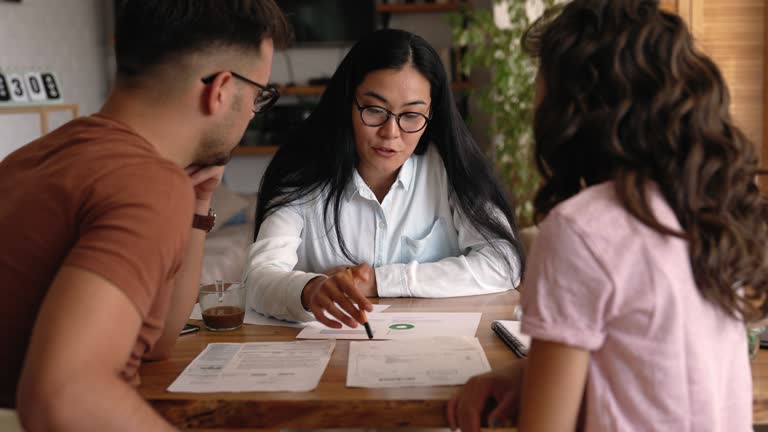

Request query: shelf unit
[
  {"left": 0, "top": 104, "right": 79, "bottom": 135},
  {"left": 278, "top": 81, "right": 471, "bottom": 96},
  {"left": 278, "top": 85, "right": 326, "bottom": 96},
  {"left": 377, "top": 1, "right": 467, "bottom": 29},
  {"left": 376, "top": 2, "right": 465, "bottom": 14},
  {"left": 380, "top": 1, "right": 668, "bottom": 16},
  {"left": 232, "top": 145, "right": 279, "bottom": 156}
]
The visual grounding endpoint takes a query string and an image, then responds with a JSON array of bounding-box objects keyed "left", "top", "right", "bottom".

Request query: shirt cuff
[
  {"left": 286, "top": 272, "right": 324, "bottom": 322},
  {"left": 521, "top": 315, "right": 605, "bottom": 351},
  {"left": 375, "top": 264, "right": 409, "bottom": 297}
]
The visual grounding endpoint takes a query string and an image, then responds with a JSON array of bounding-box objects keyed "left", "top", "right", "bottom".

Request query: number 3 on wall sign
[
  {"left": 6, "top": 73, "right": 28, "bottom": 102},
  {"left": 0, "top": 71, "right": 61, "bottom": 103}
]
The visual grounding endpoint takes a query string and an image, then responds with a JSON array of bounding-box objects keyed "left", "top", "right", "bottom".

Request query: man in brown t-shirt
[{"left": 0, "top": 1, "right": 289, "bottom": 430}]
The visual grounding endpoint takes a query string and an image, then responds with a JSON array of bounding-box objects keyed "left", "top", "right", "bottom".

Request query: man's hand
[
  {"left": 301, "top": 263, "right": 375, "bottom": 328},
  {"left": 147, "top": 165, "right": 225, "bottom": 360},
  {"left": 185, "top": 165, "right": 225, "bottom": 211},
  {"left": 446, "top": 362, "right": 525, "bottom": 432}
]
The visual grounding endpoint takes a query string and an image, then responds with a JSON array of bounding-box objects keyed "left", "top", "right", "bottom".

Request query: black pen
[
  {"left": 361, "top": 309, "right": 374, "bottom": 339},
  {"left": 345, "top": 266, "right": 374, "bottom": 339}
]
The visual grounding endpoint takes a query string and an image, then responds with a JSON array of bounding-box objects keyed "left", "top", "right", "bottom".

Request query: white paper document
[
  {"left": 346, "top": 336, "right": 491, "bottom": 388},
  {"left": 297, "top": 312, "right": 482, "bottom": 340},
  {"left": 190, "top": 303, "right": 390, "bottom": 328},
  {"left": 167, "top": 340, "right": 335, "bottom": 393}
]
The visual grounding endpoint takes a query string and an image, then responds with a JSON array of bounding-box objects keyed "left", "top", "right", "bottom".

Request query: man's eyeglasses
[
  {"left": 354, "top": 98, "right": 431, "bottom": 133},
  {"left": 201, "top": 71, "right": 280, "bottom": 114}
]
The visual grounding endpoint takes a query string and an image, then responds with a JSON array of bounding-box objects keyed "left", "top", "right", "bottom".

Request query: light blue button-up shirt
[{"left": 244, "top": 145, "right": 521, "bottom": 322}]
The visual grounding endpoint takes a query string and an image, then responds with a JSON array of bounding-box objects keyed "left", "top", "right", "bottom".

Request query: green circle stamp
[{"left": 389, "top": 323, "right": 415, "bottom": 330}]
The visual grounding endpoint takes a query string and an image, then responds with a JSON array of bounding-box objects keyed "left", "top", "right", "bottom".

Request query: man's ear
[{"left": 201, "top": 72, "right": 234, "bottom": 116}]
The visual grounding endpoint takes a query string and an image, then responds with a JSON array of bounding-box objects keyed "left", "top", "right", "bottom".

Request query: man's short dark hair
[{"left": 115, "top": 0, "right": 291, "bottom": 77}]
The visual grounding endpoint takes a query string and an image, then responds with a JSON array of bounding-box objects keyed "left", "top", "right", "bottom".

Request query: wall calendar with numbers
[{"left": 0, "top": 70, "right": 61, "bottom": 104}]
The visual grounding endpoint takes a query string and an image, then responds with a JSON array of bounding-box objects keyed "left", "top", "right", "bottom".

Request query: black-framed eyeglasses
[
  {"left": 201, "top": 71, "right": 280, "bottom": 114},
  {"left": 354, "top": 98, "right": 431, "bottom": 133}
]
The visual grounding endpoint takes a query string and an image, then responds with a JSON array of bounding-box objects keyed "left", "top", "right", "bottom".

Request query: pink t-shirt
[{"left": 521, "top": 182, "right": 751, "bottom": 431}]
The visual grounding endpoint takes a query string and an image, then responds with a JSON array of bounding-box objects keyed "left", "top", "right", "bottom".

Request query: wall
[{"left": 0, "top": 0, "right": 111, "bottom": 159}]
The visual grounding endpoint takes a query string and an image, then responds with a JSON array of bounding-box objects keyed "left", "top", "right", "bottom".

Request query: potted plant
[{"left": 451, "top": 0, "right": 559, "bottom": 227}]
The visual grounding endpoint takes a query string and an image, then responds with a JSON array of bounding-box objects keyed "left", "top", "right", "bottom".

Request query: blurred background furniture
[
  {"left": 0, "top": 408, "right": 22, "bottom": 432},
  {"left": 200, "top": 184, "right": 257, "bottom": 283},
  {"left": 0, "top": 104, "right": 78, "bottom": 159}
]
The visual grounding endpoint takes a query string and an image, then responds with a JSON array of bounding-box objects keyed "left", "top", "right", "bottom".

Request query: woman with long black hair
[{"left": 243, "top": 28, "right": 524, "bottom": 328}]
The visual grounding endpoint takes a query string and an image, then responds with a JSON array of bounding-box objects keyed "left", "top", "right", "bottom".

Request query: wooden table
[
  {"left": 138, "top": 291, "right": 521, "bottom": 430},
  {"left": 139, "top": 290, "right": 768, "bottom": 429}
]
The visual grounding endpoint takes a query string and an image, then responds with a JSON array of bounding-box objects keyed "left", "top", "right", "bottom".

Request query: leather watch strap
[{"left": 192, "top": 208, "right": 216, "bottom": 233}]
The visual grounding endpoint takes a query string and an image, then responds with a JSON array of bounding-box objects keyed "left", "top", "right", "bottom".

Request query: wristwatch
[{"left": 192, "top": 208, "right": 216, "bottom": 233}]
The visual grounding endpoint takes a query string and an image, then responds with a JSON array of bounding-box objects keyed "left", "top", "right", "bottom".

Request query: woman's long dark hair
[
  {"left": 255, "top": 28, "right": 524, "bottom": 274},
  {"left": 524, "top": 0, "right": 768, "bottom": 320}
]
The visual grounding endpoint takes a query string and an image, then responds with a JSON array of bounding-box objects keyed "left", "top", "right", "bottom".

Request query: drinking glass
[{"left": 198, "top": 281, "right": 246, "bottom": 331}]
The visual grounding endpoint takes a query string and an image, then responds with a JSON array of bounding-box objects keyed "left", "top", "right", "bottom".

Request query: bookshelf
[
  {"left": 278, "top": 85, "right": 326, "bottom": 96},
  {"left": 0, "top": 104, "right": 79, "bottom": 135},
  {"left": 278, "top": 81, "right": 471, "bottom": 97},
  {"left": 377, "top": 1, "right": 467, "bottom": 29},
  {"left": 376, "top": 2, "right": 465, "bottom": 14},
  {"left": 232, "top": 145, "right": 279, "bottom": 156}
]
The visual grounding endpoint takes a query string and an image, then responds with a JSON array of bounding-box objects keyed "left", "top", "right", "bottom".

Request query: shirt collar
[
  {"left": 344, "top": 154, "right": 416, "bottom": 202},
  {"left": 396, "top": 154, "right": 416, "bottom": 191}
]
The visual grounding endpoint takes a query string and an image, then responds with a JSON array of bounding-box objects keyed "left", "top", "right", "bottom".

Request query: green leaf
[{"left": 449, "top": 0, "right": 557, "bottom": 226}]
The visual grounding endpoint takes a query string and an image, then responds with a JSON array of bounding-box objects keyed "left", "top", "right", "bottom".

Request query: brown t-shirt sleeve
[{"left": 64, "top": 162, "right": 195, "bottom": 318}]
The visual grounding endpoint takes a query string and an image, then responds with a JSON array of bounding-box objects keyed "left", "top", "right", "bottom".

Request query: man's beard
[
  {"left": 192, "top": 137, "right": 233, "bottom": 166},
  {"left": 193, "top": 142, "right": 232, "bottom": 166},
  {"left": 192, "top": 97, "right": 243, "bottom": 166}
]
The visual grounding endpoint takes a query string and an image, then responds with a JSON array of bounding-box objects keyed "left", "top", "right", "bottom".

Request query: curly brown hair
[{"left": 523, "top": 0, "right": 768, "bottom": 321}]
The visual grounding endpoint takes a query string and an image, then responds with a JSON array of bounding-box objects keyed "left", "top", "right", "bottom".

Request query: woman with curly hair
[{"left": 448, "top": 0, "right": 768, "bottom": 430}]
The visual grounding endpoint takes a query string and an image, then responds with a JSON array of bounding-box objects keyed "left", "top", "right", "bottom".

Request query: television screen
[{"left": 277, "top": 0, "right": 376, "bottom": 46}]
